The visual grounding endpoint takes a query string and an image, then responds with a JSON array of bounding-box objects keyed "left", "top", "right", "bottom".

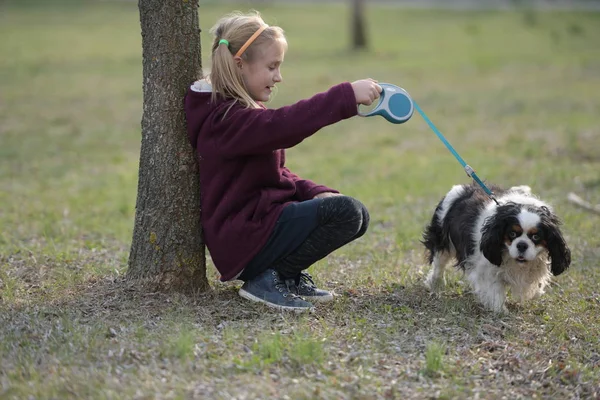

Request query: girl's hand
[
  {"left": 351, "top": 79, "right": 382, "bottom": 106},
  {"left": 313, "top": 192, "right": 343, "bottom": 199}
]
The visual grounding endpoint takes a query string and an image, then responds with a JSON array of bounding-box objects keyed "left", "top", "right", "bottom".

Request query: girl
[{"left": 185, "top": 11, "right": 381, "bottom": 312}]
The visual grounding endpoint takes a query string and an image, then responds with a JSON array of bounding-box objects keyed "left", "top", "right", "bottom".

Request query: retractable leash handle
[
  {"left": 357, "top": 83, "right": 414, "bottom": 124},
  {"left": 360, "top": 83, "right": 499, "bottom": 205}
]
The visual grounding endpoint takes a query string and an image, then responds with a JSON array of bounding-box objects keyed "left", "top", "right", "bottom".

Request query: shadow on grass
[
  {"left": 2, "top": 272, "right": 517, "bottom": 341},
  {"left": 3, "top": 273, "right": 598, "bottom": 399}
]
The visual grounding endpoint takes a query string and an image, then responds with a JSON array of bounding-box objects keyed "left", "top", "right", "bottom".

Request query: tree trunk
[
  {"left": 127, "top": 0, "right": 208, "bottom": 294},
  {"left": 351, "top": 0, "right": 368, "bottom": 51}
]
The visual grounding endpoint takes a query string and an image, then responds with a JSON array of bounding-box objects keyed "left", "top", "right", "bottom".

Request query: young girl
[{"left": 185, "top": 11, "right": 381, "bottom": 312}]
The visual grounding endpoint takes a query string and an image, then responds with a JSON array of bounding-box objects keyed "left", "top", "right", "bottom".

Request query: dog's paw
[
  {"left": 496, "top": 305, "right": 510, "bottom": 314},
  {"left": 424, "top": 273, "right": 446, "bottom": 292}
]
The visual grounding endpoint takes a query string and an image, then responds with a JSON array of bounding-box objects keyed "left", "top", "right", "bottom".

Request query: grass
[
  {"left": 424, "top": 341, "right": 446, "bottom": 378},
  {"left": 1, "top": 0, "right": 600, "bottom": 398}
]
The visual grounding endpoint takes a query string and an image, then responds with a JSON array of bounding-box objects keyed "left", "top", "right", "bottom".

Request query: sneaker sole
[{"left": 239, "top": 288, "right": 314, "bottom": 313}]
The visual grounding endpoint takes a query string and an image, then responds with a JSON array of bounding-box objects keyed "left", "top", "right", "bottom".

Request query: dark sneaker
[
  {"left": 285, "top": 272, "right": 334, "bottom": 303},
  {"left": 239, "top": 269, "right": 314, "bottom": 312}
]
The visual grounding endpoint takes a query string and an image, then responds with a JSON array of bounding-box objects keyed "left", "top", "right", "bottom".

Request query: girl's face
[{"left": 239, "top": 40, "right": 285, "bottom": 102}]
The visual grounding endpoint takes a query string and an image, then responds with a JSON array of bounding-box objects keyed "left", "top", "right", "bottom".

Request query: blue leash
[
  {"left": 358, "top": 83, "right": 499, "bottom": 205},
  {"left": 413, "top": 102, "right": 499, "bottom": 205}
]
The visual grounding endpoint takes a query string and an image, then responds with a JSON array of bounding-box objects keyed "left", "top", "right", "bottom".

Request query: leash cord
[{"left": 413, "top": 102, "right": 499, "bottom": 205}]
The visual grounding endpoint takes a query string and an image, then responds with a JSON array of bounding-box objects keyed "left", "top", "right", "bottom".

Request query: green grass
[
  {"left": 424, "top": 341, "right": 446, "bottom": 378},
  {"left": 1, "top": 1, "right": 600, "bottom": 398}
]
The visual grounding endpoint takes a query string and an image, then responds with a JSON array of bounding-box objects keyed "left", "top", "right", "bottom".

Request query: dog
[{"left": 422, "top": 183, "right": 571, "bottom": 312}]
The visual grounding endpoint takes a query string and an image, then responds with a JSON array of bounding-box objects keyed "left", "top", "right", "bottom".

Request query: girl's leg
[
  {"left": 238, "top": 198, "right": 323, "bottom": 282},
  {"left": 271, "top": 195, "right": 369, "bottom": 280},
  {"left": 238, "top": 196, "right": 368, "bottom": 309},
  {"left": 238, "top": 199, "right": 324, "bottom": 312}
]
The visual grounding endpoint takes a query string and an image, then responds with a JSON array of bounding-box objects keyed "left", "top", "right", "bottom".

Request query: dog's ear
[
  {"left": 540, "top": 206, "right": 571, "bottom": 276},
  {"left": 480, "top": 203, "right": 520, "bottom": 266}
]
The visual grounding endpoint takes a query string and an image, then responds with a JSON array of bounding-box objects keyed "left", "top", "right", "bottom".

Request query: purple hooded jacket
[{"left": 184, "top": 80, "right": 357, "bottom": 281}]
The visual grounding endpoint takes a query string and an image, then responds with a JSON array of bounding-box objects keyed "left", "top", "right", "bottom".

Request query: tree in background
[
  {"left": 128, "top": 0, "right": 208, "bottom": 294},
  {"left": 351, "top": 0, "right": 368, "bottom": 50}
]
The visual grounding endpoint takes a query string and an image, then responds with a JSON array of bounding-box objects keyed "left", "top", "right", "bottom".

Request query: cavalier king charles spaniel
[{"left": 422, "top": 184, "right": 571, "bottom": 312}]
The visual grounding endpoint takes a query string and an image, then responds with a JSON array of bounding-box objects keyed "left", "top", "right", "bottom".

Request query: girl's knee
[
  {"left": 327, "top": 196, "right": 369, "bottom": 237},
  {"left": 349, "top": 198, "right": 369, "bottom": 238},
  {"left": 357, "top": 202, "right": 370, "bottom": 237}
]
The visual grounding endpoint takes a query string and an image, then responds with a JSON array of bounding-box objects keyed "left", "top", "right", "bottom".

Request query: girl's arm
[
  {"left": 209, "top": 83, "right": 357, "bottom": 157},
  {"left": 281, "top": 167, "right": 339, "bottom": 201}
]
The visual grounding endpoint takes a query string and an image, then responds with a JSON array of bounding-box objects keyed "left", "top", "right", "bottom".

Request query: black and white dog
[{"left": 422, "top": 184, "right": 571, "bottom": 312}]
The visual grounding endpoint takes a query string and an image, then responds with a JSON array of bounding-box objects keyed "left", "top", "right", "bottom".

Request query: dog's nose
[{"left": 517, "top": 242, "right": 528, "bottom": 252}]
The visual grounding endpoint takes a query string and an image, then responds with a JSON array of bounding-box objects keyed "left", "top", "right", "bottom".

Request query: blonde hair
[{"left": 209, "top": 11, "right": 287, "bottom": 109}]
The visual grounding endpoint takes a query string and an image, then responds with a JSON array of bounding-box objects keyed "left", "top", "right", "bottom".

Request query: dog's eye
[
  {"left": 508, "top": 232, "right": 518, "bottom": 239},
  {"left": 532, "top": 234, "right": 540, "bottom": 241}
]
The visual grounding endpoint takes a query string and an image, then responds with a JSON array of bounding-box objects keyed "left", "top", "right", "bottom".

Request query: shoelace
[
  {"left": 284, "top": 278, "right": 299, "bottom": 294},
  {"left": 273, "top": 272, "right": 300, "bottom": 298},
  {"left": 298, "top": 272, "right": 316, "bottom": 288}
]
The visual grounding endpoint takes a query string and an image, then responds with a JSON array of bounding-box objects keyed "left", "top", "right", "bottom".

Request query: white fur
[
  {"left": 464, "top": 252, "right": 551, "bottom": 312},
  {"left": 425, "top": 185, "right": 557, "bottom": 313},
  {"left": 509, "top": 185, "right": 532, "bottom": 195},
  {"left": 425, "top": 252, "right": 451, "bottom": 291},
  {"left": 436, "top": 185, "right": 465, "bottom": 223}
]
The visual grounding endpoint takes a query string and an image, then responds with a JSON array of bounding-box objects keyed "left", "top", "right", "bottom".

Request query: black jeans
[{"left": 238, "top": 195, "right": 369, "bottom": 281}]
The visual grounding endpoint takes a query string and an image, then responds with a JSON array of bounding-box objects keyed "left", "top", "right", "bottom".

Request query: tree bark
[
  {"left": 127, "top": 0, "right": 208, "bottom": 294},
  {"left": 351, "top": 0, "right": 368, "bottom": 51}
]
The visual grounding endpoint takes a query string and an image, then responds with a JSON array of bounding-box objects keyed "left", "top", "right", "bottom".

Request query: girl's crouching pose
[{"left": 185, "top": 11, "right": 381, "bottom": 312}]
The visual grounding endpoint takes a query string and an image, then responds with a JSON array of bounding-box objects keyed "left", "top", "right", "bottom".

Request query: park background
[{"left": 1, "top": 0, "right": 599, "bottom": 398}]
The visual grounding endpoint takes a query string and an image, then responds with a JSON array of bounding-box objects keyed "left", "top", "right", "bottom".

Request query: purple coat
[{"left": 184, "top": 81, "right": 357, "bottom": 281}]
